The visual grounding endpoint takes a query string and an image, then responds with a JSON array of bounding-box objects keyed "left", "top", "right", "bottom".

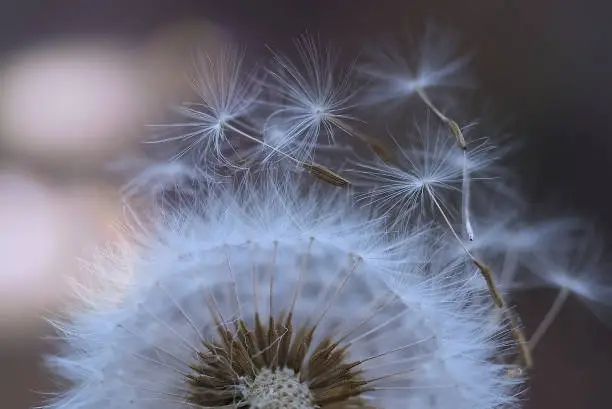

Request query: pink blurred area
[
  {"left": 0, "top": 171, "right": 122, "bottom": 332},
  {"left": 0, "top": 44, "right": 143, "bottom": 334},
  {"left": 0, "top": 21, "right": 225, "bottom": 338},
  {"left": 0, "top": 21, "right": 225, "bottom": 409},
  {"left": 0, "top": 45, "right": 144, "bottom": 164},
  {"left": 0, "top": 41, "right": 144, "bottom": 324}
]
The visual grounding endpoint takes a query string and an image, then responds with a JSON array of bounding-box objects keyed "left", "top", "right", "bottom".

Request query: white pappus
[
  {"left": 44, "top": 177, "right": 521, "bottom": 409},
  {"left": 261, "top": 36, "right": 358, "bottom": 164}
]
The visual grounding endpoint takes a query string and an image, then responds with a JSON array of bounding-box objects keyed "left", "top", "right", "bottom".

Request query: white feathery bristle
[
  {"left": 45, "top": 180, "right": 519, "bottom": 409},
  {"left": 351, "top": 121, "right": 492, "bottom": 222},
  {"left": 149, "top": 46, "right": 261, "bottom": 164},
  {"left": 262, "top": 36, "right": 357, "bottom": 162},
  {"left": 359, "top": 24, "right": 472, "bottom": 107},
  {"left": 113, "top": 158, "right": 206, "bottom": 199},
  {"left": 524, "top": 224, "right": 612, "bottom": 325},
  {"left": 461, "top": 215, "right": 584, "bottom": 289}
]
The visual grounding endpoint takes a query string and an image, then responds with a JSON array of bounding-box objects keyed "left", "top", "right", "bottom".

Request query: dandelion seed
[
  {"left": 359, "top": 25, "right": 472, "bottom": 107},
  {"left": 108, "top": 157, "right": 213, "bottom": 199},
  {"left": 465, "top": 215, "right": 585, "bottom": 289},
  {"left": 350, "top": 122, "right": 478, "bottom": 221},
  {"left": 220, "top": 121, "right": 348, "bottom": 187},
  {"left": 524, "top": 225, "right": 612, "bottom": 344},
  {"left": 149, "top": 46, "right": 261, "bottom": 164},
  {"left": 301, "top": 163, "right": 350, "bottom": 187},
  {"left": 263, "top": 36, "right": 358, "bottom": 162}
]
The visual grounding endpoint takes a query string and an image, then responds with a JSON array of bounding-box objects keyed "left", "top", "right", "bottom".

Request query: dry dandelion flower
[
  {"left": 44, "top": 180, "right": 521, "bottom": 409},
  {"left": 42, "top": 23, "right": 612, "bottom": 409}
]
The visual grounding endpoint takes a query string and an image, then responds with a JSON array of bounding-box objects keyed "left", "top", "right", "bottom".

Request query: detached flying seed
[{"left": 302, "top": 162, "right": 350, "bottom": 187}]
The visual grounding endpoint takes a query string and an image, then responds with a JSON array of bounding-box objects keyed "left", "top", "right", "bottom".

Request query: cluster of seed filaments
[{"left": 187, "top": 311, "right": 377, "bottom": 408}]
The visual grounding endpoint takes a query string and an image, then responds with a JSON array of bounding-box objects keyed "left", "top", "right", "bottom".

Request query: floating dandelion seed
[
  {"left": 149, "top": 46, "right": 261, "bottom": 165},
  {"left": 108, "top": 157, "right": 212, "bottom": 200},
  {"left": 359, "top": 25, "right": 472, "bottom": 108},
  {"left": 350, "top": 121, "right": 484, "bottom": 222},
  {"left": 519, "top": 226, "right": 612, "bottom": 349},
  {"left": 263, "top": 36, "right": 358, "bottom": 162}
]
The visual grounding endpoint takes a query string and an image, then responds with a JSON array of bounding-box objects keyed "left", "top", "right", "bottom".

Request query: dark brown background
[{"left": 1, "top": 1, "right": 611, "bottom": 408}]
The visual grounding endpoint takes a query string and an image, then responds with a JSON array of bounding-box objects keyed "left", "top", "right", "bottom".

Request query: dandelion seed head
[
  {"left": 238, "top": 368, "right": 314, "bottom": 409},
  {"left": 42, "top": 22, "right": 612, "bottom": 409},
  {"left": 45, "top": 181, "right": 519, "bottom": 409}
]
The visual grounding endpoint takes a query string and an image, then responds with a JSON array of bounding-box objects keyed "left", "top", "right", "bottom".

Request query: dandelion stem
[
  {"left": 416, "top": 89, "right": 474, "bottom": 241},
  {"left": 425, "top": 185, "right": 470, "bottom": 255},
  {"left": 224, "top": 122, "right": 300, "bottom": 165},
  {"left": 506, "top": 307, "right": 534, "bottom": 370},
  {"left": 528, "top": 286, "right": 571, "bottom": 351},
  {"left": 225, "top": 122, "right": 349, "bottom": 187},
  {"left": 425, "top": 185, "right": 502, "bottom": 307},
  {"left": 416, "top": 88, "right": 466, "bottom": 149},
  {"left": 332, "top": 118, "right": 393, "bottom": 161},
  {"left": 462, "top": 150, "right": 474, "bottom": 241},
  {"left": 415, "top": 84, "right": 532, "bottom": 372}
]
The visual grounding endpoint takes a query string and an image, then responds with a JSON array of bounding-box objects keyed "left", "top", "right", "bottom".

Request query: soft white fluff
[
  {"left": 45, "top": 176, "right": 520, "bottom": 409},
  {"left": 350, "top": 120, "right": 502, "bottom": 227},
  {"left": 262, "top": 37, "right": 358, "bottom": 163},
  {"left": 150, "top": 46, "right": 261, "bottom": 165},
  {"left": 358, "top": 24, "right": 472, "bottom": 109}
]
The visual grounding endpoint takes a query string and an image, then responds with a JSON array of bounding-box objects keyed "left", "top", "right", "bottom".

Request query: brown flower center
[{"left": 186, "top": 312, "right": 377, "bottom": 408}]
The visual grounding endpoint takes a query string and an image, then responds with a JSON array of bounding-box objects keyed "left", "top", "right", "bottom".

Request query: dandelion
[
  {"left": 40, "top": 23, "right": 612, "bottom": 409},
  {"left": 358, "top": 26, "right": 473, "bottom": 192},
  {"left": 108, "top": 157, "right": 214, "bottom": 200},
  {"left": 453, "top": 211, "right": 584, "bottom": 292},
  {"left": 44, "top": 179, "right": 520, "bottom": 409}
]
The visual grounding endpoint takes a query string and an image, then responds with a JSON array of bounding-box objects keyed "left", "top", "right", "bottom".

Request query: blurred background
[{"left": 1, "top": 1, "right": 611, "bottom": 408}]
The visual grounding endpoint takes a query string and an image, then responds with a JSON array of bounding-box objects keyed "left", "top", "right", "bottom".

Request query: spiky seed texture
[{"left": 45, "top": 177, "right": 521, "bottom": 409}]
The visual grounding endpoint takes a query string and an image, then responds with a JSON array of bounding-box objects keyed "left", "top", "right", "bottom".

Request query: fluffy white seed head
[
  {"left": 45, "top": 179, "right": 520, "bottom": 409},
  {"left": 41, "top": 23, "right": 612, "bottom": 409}
]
